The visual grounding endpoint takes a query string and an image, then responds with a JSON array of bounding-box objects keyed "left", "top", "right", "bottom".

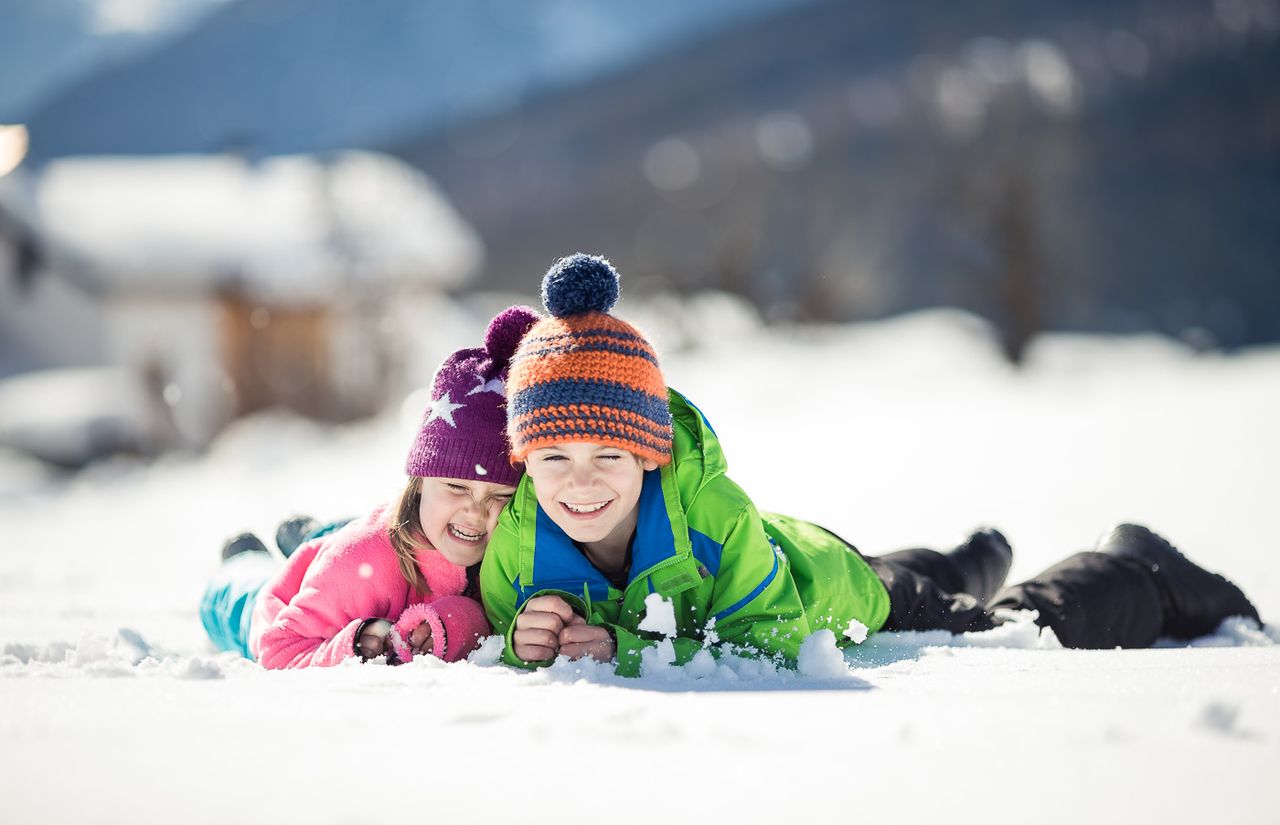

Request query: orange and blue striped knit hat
[{"left": 506, "top": 254, "right": 672, "bottom": 466}]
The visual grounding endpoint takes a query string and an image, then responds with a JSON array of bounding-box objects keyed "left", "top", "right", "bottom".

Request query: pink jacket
[{"left": 249, "top": 505, "right": 490, "bottom": 669}]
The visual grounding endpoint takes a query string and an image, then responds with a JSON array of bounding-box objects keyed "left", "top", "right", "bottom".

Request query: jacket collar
[
  {"left": 412, "top": 544, "right": 469, "bottom": 596},
  {"left": 521, "top": 465, "right": 696, "bottom": 598}
]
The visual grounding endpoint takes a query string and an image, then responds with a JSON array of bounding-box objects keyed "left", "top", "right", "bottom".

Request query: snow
[
  {"left": 1, "top": 306, "right": 1279, "bottom": 824},
  {"left": 795, "top": 629, "right": 853, "bottom": 678},
  {"left": 844, "top": 617, "right": 869, "bottom": 644},
  {"left": 637, "top": 592, "right": 677, "bottom": 637}
]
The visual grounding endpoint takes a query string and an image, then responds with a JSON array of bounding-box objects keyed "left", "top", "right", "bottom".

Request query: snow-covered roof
[{"left": 15, "top": 151, "right": 481, "bottom": 300}]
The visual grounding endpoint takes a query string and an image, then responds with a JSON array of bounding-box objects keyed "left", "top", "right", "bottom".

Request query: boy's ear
[{"left": 640, "top": 457, "right": 659, "bottom": 472}]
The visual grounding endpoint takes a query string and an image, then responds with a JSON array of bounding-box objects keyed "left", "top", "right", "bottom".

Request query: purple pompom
[
  {"left": 484, "top": 305, "right": 540, "bottom": 363},
  {"left": 541, "top": 253, "right": 620, "bottom": 317}
]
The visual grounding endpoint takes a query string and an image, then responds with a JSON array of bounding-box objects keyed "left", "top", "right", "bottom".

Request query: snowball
[
  {"left": 796, "top": 630, "right": 851, "bottom": 678},
  {"left": 357, "top": 563, "right": 374, "bottom": 579},
  {"left": 844, "top": 618, "right": 869, "bottom": 645},
  {"left": 637, "top": 593, "right": 677, "bottom": 638},
  {"left": 474, "top": 464, "right": 487, "bottom": 476}
]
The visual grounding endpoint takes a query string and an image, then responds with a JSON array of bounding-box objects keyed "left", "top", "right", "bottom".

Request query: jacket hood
[{"left": 667, "top": 387, "right": 728, "bottom": 502}]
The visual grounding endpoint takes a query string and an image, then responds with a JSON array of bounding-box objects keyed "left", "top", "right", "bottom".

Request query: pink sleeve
[
  {"left": 388, "top": 596, "right": 491, "bottom": 664},
  {"left": 257, "top": 610, "right": 366, "bottom": 670},
  {"left": 253, "top": 533, "right": 407, "bottom": 670}
]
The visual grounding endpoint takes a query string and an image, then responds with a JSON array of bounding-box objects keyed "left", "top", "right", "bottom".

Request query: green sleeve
[
  {"left": 698, "top": 502, "right": 812, "bottom": 665},
  {"left": 477, "top": 518, "right": 544, "bottom": 669}
]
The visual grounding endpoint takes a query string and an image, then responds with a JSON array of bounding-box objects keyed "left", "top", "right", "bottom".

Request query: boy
[{"left": 480, "top": 255, "right": 1261, "bottom": 674}]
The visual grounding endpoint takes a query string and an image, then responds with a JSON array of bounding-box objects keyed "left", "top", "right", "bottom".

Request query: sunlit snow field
[{"left": 2, "top": 305, "right": 1278, "bottom": 824}]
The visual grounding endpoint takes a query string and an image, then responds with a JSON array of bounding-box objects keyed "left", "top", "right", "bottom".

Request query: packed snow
[
  {"left": 637, "top": 592, "right": 677, "bottom": 637},
  {"left": 2, "top": 304, "right": 1278, "bottom": 824}
]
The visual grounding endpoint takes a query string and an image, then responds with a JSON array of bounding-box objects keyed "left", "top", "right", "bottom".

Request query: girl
[
  {"left": 480, "top": 254, "right": 1261, "bottom": 673},
  {"left": 200, "top": 306, "right": 539, "bottom": 668}
]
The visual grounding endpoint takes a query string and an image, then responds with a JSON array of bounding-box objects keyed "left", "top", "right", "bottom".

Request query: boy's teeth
[{"left": 564, "top": 501, "right": 608, "bottom": 514}]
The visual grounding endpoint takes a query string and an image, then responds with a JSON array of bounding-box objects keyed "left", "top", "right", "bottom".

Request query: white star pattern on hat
[
  {"left": 467, "top": 376, "right": 505, "bottom": 396},
  {"left": 424, "top": 392, "right": 465, "bottom": 427}
]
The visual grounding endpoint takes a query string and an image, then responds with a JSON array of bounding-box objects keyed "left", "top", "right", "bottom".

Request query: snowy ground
[{"left": 2, "top": 306, "right": 1278, "bottom": 824}]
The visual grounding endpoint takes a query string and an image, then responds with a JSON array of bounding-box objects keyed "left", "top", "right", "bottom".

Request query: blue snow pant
[
  {"left": 199, "top": 518, "right": 353, "bottom": 658},
  {"left": 199, "top": 551, "right": 279, "bottom": 659}
]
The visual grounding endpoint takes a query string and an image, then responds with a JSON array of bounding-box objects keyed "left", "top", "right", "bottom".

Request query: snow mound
[
  {"left": 1160, "top": 616, "right": 1278, "bottom": 648},
  {"left": 2, "top": 629, "right": 245, "bottom": 680},
  {"left": 466, "top": 634, "right": 506, "bottom": 666},
  {"left": 850, "top": 611, "right": 1062, "bottom": 666},
  {"left": 797, "top": 629, "right": 852, "bottom": 677},
  {"left": 503, "top": 630, "right": 870, "bottom": 691},
  {"left": 850, "top": 613, "right": 1276, "bottom": 668}
]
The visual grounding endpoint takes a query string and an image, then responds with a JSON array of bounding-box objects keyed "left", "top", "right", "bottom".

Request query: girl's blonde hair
[{"left": 388, "top": 476, "right": 431, "bottom": 594}]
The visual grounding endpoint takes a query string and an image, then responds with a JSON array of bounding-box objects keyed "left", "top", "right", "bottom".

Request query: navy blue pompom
[{"left": 541, "top": 253, "right": 620, "bottom": 318}]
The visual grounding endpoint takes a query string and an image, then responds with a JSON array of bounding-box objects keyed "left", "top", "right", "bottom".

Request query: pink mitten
[
  {"left": 387, "top": 602, "right": 445, "bottom": 664},
  {"left": 387, "top": 596, "right": 491, "bottom": 663}
]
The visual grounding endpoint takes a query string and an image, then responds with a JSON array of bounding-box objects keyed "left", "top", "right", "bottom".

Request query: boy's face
[
  {"left": 524, "top": 442, "right": 659, "bottom": 550},
  {"left": 417, "top": 477, "right": 517, "bottom": 567}
]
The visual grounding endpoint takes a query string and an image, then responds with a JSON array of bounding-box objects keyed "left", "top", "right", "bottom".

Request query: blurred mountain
[
  {"left": 388, "top": 0, "right": 1280, "bottom": 352},
  {"left": 18, "top": 0, "right": 816, "bottom": 160},
  {"left": 0, "top": 0, "right": 228, "bottom": 121},
  {"left": 13, "top": 0, "right": 1279, "bottom": 352}
]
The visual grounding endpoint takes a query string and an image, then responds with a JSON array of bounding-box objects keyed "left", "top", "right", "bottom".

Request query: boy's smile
[
  {"left": 526, "top": 442, "right": 659, "bottom": 561},
  {"left": 561, "top": 499, "right": 613, "bottom": 517}
]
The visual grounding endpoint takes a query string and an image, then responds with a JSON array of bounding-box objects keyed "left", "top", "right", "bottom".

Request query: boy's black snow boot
[
  {"left": 275, "top": 515, "right": 320, "bottom": 559},
  {"left": 1096, "top": 523, "right": 1261, "bottom": 639},
  {"left": 221, "top": 532, "right": 270, "bottom": 561},
  {"left": 946, "top": 527, "right": 1014, "bottom": 603}
]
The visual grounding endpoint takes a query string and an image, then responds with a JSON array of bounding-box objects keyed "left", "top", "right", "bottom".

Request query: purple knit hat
[{"left": 405, "top": 306, "right": 540, "bottom": 486}]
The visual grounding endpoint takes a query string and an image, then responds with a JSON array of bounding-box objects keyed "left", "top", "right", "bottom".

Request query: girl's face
[
  {"left": 417, "top": 477, "right": 516, "bottom": 566},
  {"left": 524, "top": 442, "right": 658, "bottom": 551}
]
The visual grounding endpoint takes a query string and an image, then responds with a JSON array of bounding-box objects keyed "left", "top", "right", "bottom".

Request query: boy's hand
[
  {"left": 407, "top": 622, "right": 433, "bottom": 655},
  {"left": 512, "top": 595, "right": 576, "bottom": 661},
  {"left": 558, "top": 614, "right": 615, "bottom": 663}
]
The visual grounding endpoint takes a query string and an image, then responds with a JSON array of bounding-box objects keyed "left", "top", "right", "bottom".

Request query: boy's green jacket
[{"left": 480, "top": 388, "right": 890, "bottom": 676}]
